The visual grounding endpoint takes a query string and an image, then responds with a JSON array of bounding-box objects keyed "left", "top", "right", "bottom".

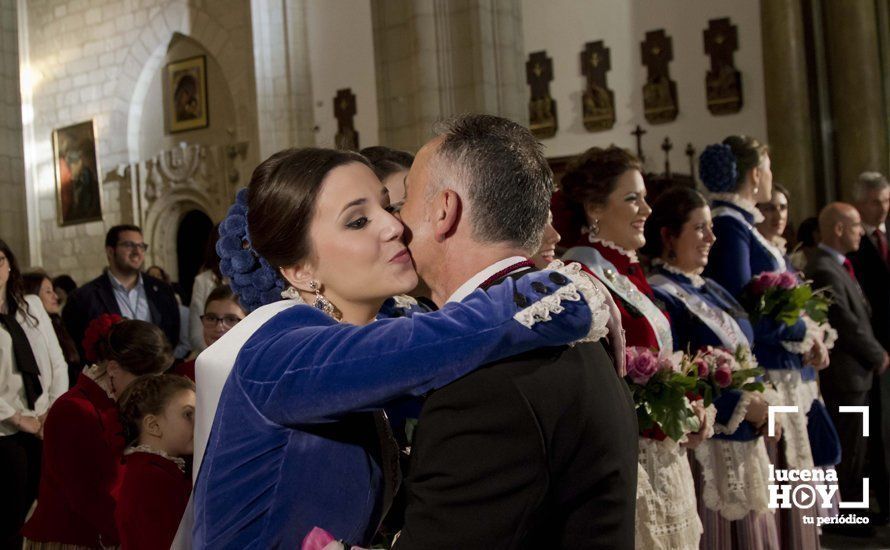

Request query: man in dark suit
[
  {"left": 63, "top": 225, "right": 180, "bottom": 356},
  {"left": 807, "top": 202, "right": 889, "bottom": 534},
  {"left": 396, "top": 114, "right": 637, "bottom": 549},
  {"left": 850, "top": 172, "right": 890, "bottom": 523}
]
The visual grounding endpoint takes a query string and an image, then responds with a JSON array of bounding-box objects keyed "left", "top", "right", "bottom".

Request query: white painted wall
[
  {"left": 306, "top": 0, "right": 379, "bottom": 149},
  {"left": 522, "top": 0, "right": 767, "bottom": 173}
]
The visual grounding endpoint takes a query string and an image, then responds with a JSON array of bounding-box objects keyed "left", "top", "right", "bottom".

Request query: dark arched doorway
[{"left": 177, "top": 209, "right": 213, "bottom": 305}]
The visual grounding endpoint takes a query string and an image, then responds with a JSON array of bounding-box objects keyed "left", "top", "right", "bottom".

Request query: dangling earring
[
  {"left": 587, "top": 219, "right": 600, "bottom": 243},
  {"left": 309, "top": 280, "right": 337, "bottom": 318}
]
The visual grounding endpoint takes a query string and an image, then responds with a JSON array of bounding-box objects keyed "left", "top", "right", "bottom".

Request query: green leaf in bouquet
[{"left": 742, "top": 381, "right": 766, "bottom": 392}]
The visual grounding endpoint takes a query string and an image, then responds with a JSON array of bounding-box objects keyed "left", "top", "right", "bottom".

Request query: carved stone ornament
[
  {"left": 334, "top": 88, "right": 359, "bottom": 151},
  {"left": 526, "top": 51, "right": 558, "bottom": 139},
  {"left": 581, "top": 40, "right": 616, "bottom": 132},
  {"left": 704, "top": 17, "right": 743, "bottom": 115},
  {"left": 641, "top": 30, "right": 679, "bottom": 124}
]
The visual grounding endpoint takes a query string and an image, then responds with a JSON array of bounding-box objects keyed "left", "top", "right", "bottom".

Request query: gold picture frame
[
  {"left": 52, "top": 120, "right": 103, "bottom": 226},
  {"left": 166, "top": 55, "right": 209, "bottom": 133}
]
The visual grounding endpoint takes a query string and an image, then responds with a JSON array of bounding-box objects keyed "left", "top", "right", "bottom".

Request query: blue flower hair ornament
[
  {"left": 216, "top": 188, "right": 286, "bottom": 312},
  {"left": 698, "top": 143, "right": 738, "bottom": 194}
]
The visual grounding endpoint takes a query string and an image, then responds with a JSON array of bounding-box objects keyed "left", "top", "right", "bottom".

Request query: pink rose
[
  {"left": 752, "top": 272, "right": 781, "bottom": 295},
  {"left": 777, "top": 271, "right": 798, "bottom": 290},
  {"left": 626, "top": 347, "right": 660, "bottom": 385},
  {"left": 694, "top": 358, "right": 709, "bottom": 378},
  {"left": 713, "top": 365, "right": 733, "bottom": 388}
]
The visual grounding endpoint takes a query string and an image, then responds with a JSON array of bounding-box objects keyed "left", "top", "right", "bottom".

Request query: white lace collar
[
  {"left": 708, "top": 192, "right": 765, "bottom": 223},
  {"left": 83, "top": 364, "right": 115, "bottom": 400},
  {"left": 654, "top": 260, "right": 706, "bottom": 288},
  {"left": 589, "top": 237, "right": 639, "bottom": 264},
  {"left": 770, "top": 236, "right": 788, "bottom": 255},
  {"left": 125, "top": 444, "right": 187, "bottom": 473}
]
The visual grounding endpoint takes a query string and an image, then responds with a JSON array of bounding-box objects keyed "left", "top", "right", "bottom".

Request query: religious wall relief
[
  {"left": 704, "top": 18, "right": 743, "bottom": 115},
  {"left": 526, "top": 51, "right": 558, "bottom": 139},
  {"left": 641, "top": 30, "right": 679, "bottom": 124},
  {"left": 334, "top": 88, "right": 359, "bottom": 151},
  {"left": 580, "top": 41, "right": 616, "bottom": 132}
]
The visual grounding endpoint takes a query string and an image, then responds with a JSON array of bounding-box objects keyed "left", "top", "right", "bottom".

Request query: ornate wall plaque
[
  {"left": 580, "top": 41, "right": 616, "bottom": 131},
  {"left": 641, "top": 30, "right": 679, "bottom": 124},
  {"left": 704, "top": 17, "right": 743, "bottom": 115},
  {"left": 334, "top": 88, "right": 359, "bottom": 150},
  {"left": 526, "top": 51, "right": 558, "bottom": 139}
]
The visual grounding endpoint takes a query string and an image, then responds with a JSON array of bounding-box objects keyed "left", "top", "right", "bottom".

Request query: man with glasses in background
[{"left": 63, "top": 225, "right": 181, "bottom": 357}]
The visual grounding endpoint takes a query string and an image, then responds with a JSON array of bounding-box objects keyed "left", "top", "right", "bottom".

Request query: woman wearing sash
[
  {"left": 699, "top": 137, "right": 828, "bottom": 548},
  {"left": 553, "top": 146, "right": 706, "bottom": 550},
  {"left": 645, "top": 186, "right": 779, "bottom": 549}
]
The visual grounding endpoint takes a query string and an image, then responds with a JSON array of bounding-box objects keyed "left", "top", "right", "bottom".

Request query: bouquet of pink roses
[
  {"left": 625, "top": 347, "right": 702, "bottom": 442},
  {"left": 689, "top": 345, "right": 765, "bottom": 404},
  {"left": 743, "top": 270, "right": 830, "bottom": 327}
]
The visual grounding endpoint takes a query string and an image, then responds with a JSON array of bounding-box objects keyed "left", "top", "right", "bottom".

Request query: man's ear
[
  {"left": 434, "top": 189, "right": 462, "bottom": 242},
  {"left": 279, "top": 263, "right": 316, "bottom": 293},
  {"left": 105, "top": 246, "right": 115, "bottom": 263}
]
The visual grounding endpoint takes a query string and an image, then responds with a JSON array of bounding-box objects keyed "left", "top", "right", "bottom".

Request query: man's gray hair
[
  {"left": 855, "top": 171, "right": 890, "bottom": 200},
  {"left": 429, "top": 114, "right": 552, "bottom": 253}
]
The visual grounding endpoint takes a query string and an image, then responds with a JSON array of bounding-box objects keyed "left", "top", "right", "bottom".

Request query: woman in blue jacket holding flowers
[
  {"left": 186, "top": 148, "right": 609, "bottom": 549},
  {"left": 699, "top": 137, "right": 836, "bottom": 549},
  {"left": 645, "top": 186, "right": 779, "bottom": 550}
]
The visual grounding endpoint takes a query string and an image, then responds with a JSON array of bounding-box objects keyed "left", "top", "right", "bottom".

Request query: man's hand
[{"left": 805, "top": 337, "right": 830, "bottom": 371}]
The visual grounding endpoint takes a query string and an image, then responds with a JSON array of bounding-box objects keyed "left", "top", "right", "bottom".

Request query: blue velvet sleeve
[
  {"left": 753, "top": 316, "right": 807, "bottom": 345},
  {"left": 705, "top": 216, "right": 752, "bottom": 297},
  {"left": 237, "top": 271, "right": 597, "bottom": 426},
  {"left": 714, "top": 390, "right": 742, "bottom": 426}
]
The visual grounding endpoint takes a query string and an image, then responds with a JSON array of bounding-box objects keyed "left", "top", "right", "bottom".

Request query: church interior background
[{"left": 1, "top": 0, "right": 888, "bottom": 298}]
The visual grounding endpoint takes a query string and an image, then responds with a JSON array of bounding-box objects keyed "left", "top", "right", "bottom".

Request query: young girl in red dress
[
  {"left": 116, "top": 374, "right": 195, "bottom": 550},
  {"left": 22, "top": 317, "right": 174, "bottom": 549}
]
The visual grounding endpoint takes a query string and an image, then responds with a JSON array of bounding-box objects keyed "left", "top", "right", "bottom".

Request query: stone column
[
  {"left": 0, "top": 0, "right": 29, "bottom": 263},
  {"left": 760, "top": 0, "right": 817, "bottom": 221},
  {"left": 251, "top": 0, "right": 316, "bottom": 158},
  {"left": 372, "top": 0, "right": 527, "bottom": 152},
  {"left": 823, "top": 0, "right": 888, "bottom": 200}
]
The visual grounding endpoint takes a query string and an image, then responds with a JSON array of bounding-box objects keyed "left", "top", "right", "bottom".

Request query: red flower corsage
[{"left": 82, "top": 313, "right": 123, "bottom": 363}]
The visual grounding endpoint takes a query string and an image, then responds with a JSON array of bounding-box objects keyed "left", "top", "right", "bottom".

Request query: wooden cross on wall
[
  {"left": 580, "top": 40, "right": 616, "bottom": 131},
  {"left": 640, "top": 29, "right": 679, "bottom": 124},
  {"left": 703, "top": 17, "right": 743, "bottom": 114},
  {"left": 526, "top": 51, "right": 558, "bottom": 138},
  {"left": 333, "top": 88, "right": 359, "bottom": 150}
]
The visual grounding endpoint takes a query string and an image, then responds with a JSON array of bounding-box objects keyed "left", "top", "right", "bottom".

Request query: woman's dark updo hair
[
  {"left": 722, "top": 135, "right": 769, "bottom": 190},
  {"left": 247, "top": 148, "right": 371, "bottom": 269},
  {"left": 96, "top": 319, "right": 173, "bottom": 376},
  {"left": 641, "top": 186, "right": 709, "bottom": 259},
  {"left": 554, "top": 146, "right": 642, "bottom": 243},
  {"left": 360, "top": 146, "right": 414, "bottom": 181},
  {"left": 118, "top": 374, "right": 195, "bottom": 444}
]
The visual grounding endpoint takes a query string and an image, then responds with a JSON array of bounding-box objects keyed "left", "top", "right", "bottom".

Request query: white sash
[
  {"left": 649, "top": 274, "right": 748, "bottom": 350},
  {"left": 712, "top": 206, "right": 786, "bottom": 272},
  {"left": 564, "top": 246, "right": 673, "bottom": 352}
]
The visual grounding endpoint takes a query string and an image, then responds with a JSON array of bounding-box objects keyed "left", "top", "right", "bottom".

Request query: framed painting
[
  {"left": 52, "top": 120, "right": 103, "bottom": 226},
  {"left": 166, "top": 55, "right": 209, "bottom": 133}
]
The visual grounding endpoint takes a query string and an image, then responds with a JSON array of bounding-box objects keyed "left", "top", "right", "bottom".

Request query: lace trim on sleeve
[
  {"left": 715, "top": 392, "right": 754, "bottom": 436},
  {"left": 512, "top": 260, "right": 610, "bottom": 344}
]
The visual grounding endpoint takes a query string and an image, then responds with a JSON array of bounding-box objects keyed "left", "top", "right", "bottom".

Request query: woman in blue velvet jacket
[
  {"left": 645, "top": 187, "right": 778, "bottom": 550},
  {"left": 186, "top": 148, "right": 608, "bottom": 549},
  {"left": 698, "top": 138, "right": 828, "bottom": 549}
]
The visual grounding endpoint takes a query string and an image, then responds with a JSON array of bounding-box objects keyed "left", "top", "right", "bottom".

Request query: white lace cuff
[
  {"left": 528, "top": 260, "right": 610, "bottom": 344},
  {"left": 715, "top": 392, "right": 754, "bottom": 436},
  {"left": 781, "top": 315, "right": 820, "bottom": 355}
]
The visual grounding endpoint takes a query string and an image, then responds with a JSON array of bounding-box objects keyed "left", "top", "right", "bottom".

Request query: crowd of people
[{"left": 0, "top": 113, "right": 888, "bottom": 550}]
